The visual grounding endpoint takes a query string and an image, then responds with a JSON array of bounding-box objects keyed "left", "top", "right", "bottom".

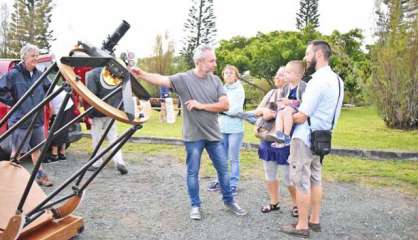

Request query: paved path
[{"left": 36, "top": 152, "right": 418, "bottom": 240}]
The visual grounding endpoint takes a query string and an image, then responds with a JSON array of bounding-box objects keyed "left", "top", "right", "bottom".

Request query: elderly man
[
  {"left": 131, "top": 45, "right": 247, "bottom": 220},
  {"left": 0, "top": 44, "right": 53, "bottom": 187},
  {"left": 280, "top": 40, "right": 344, "bottom": 238}
]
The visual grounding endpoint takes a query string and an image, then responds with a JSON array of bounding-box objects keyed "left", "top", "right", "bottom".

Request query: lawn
[
  {"left": 71, "top": 138, "right": 418, "bottom": 196},
  {"left": 74, "top": 106, "right": 418, "bottom": 196},
  {"left": 117, "top": 106, "right": 418, "bottom": 152}
]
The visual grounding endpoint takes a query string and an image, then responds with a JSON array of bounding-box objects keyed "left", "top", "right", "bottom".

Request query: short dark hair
[{"left": 309, "top": 40, "right": 332, "bottom": 60}]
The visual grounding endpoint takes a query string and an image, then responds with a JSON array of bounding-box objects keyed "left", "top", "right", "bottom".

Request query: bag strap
[
  {"left": 330, "top": 76, "right": 341, "bottom": 130},
  {"left": 307, "top": 76, "right": 341, "bottom": 131}
]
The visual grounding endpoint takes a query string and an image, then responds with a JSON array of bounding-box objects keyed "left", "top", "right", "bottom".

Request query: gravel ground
[{"left": 34, "top": 151, "right": 418, "bottom": 240}]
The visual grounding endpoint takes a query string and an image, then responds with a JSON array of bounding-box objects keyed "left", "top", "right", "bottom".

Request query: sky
[{"left": 1, "top": 0, "right": 377, "bottom": 58}]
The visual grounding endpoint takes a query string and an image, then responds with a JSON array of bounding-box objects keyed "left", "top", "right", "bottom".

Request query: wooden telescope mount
[{"left": 0, "top": 58, "right": 150, "bottom": 240}]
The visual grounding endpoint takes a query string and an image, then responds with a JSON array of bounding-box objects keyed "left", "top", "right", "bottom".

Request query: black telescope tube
[{"left": 102, "top": 20, "right": 130, "bottom": 53}]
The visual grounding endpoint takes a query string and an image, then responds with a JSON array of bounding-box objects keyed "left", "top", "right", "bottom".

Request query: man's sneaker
[
  {"left": 190, "top": 207, "right": 201, "bottom": 220},
  {"left": 231, "top": 186, "right": 238, "bottom": 196},
  {"left": 36, "top": 175, "right": 53, "bottom": 187},
  {"left": 225, "top": 202, "right": 247, "bottom": 216},
  {"left": 280, "top": 224, "right": 309, "bottom": 238},
  {"left": 116, "top": 163, "right": 128, "bottom": 175},
  {"left": 207, "top": 181, "right": 221, "bottom": 192}
]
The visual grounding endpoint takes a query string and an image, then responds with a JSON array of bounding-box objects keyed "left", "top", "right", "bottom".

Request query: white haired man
[
  {"left": 0, "top": 44, "right": 53, "bottom": 187},
  {"left": 131, "top": 45, "right": 247, "bottom": 220}
]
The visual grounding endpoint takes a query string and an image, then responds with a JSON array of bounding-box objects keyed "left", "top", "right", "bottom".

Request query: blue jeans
[
  {"left": 185, "top": 140, "right": 234, "bottom": 207},
  {"left": 222, "top": 132, "right": 244, "bottom": 188}
]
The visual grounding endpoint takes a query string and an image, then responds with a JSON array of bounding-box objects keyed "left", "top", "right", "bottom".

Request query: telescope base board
[
  {"left": 0, "top": 215, "right": 84, "bottom": 240},
  {"left": 0, "top": 161, "right": 52, "bottom": 234},
  {"left": 18, "top": 215, "right": 84, "bottom": 240}
]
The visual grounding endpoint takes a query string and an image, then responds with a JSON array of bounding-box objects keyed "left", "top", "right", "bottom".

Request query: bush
[{"left": 370, "top": 0, "right": 418, "bottom": 129}]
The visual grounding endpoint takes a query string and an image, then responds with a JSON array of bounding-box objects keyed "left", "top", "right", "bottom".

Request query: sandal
[
  {"left": 291, "top": 206, "right": 299, "bottom": 217},
  {"left": 261, "top": 202, "right": 280, "bottom": 213}
]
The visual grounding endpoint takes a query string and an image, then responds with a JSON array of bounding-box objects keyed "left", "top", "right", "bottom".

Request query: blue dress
[
  {"left": 258, "top": 87, "right": 298, "bottom": 165},
  {"left": 258, "top": 141, "right": 290, "bottom": 165},
  {"left": 258, "top": 126, "right": 295, "bottom": 165}
]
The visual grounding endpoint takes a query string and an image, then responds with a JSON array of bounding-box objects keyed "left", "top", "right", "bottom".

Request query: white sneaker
[
  {"left": 87, "top": 159, "right": 103, "bottom": 171},
  {"left": 190, "top": 207, "right": 201, "bottom": 220}
]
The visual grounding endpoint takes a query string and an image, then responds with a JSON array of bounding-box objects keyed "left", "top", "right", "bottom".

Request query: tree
[
  {"left": 296, "top": 0, "right": 320, "bottom": 31},
  {"left": 399, "top": 0, "right": 417, "bottom": 22},
  {"left": 215, "top": 32, "right": 307, "bottom": 104},
  {"left": 0, "top": 3, "right": 9, "bottom": 57},
  {"left": 217, "top": 31, "right": 306, "bottom": 89},
  {"left": 326, "top": 29, "right": 370, "bottom": 105},
  {"left": 215, "top": 29, "right": 371, "bottom": 106},
  {"left": 181, "top": 0, "right": 217, "bottom": 68},
  {"left": 371, "top": 0, "right": 418, "bottom": 129},
  {"left": 138, "top": 33, "right": 176, "bottom": 97},
  {"left": 7, "top": 0, "right": 54, "bottom": 57}
]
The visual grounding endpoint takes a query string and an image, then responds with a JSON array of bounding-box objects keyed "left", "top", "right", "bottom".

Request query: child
[{"left": 265, "top": 60, "right": 306, "bottom": 145}]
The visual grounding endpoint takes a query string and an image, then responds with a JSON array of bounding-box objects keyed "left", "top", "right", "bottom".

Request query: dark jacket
[
  {"left": 86, "top": 67, "right": 122, "bottom": 118},
  {"left": 0, "top": 62, "right": 51, "bottom": 128}
]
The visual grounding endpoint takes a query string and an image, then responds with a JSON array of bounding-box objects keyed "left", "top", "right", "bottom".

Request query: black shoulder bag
[{"left": 308, "top": 77, "right": 341, "bottom": 164}]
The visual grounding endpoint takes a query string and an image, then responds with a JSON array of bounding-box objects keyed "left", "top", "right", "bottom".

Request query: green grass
[
  {"left": 74, "top": 106, "right": 418, "bottom": 196},
  {"left": 333, "top": 106, "right": 418, "bottom": 152},
  {"left": 116, "top": 106, "right": 418, "bottom": 152},
  {"left": 119, "top": 112, "right": 184, "bottom": 139},
  {"left": 71, "top": 139, "right": 418, "bottom": 196},
  {"left": 324, "top": 155, "right": 418, "bottom": 195}
]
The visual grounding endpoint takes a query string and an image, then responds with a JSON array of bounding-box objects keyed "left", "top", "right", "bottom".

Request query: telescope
[
  {"left": 0, "top": 21, "right": 151, "bottom": 240},
  {"left": 61, "top": 20, "right": 150, "bottom": 121}
]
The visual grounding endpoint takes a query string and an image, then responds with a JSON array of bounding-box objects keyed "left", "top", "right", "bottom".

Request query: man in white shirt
[{"left": 280, "top": 40, "right": 344, "bottom": 238}]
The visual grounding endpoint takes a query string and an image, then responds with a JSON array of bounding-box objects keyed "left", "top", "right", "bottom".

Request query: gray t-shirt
[{"left": 169, "top": 70, "right": 226, "bottom": 142}]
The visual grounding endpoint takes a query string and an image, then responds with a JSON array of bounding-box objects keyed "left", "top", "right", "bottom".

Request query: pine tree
[
  {"left": 0, "top": 3, "right": 10, "bottom": 57},
  {"left": 296, "top": 0, "right": 320, "bottom": 30},
  {"left": 181, "top": 0, "right": 217, "bottom": 68},
  {"left": 7, "top": 0, "right": 54, "bottom": 58}
]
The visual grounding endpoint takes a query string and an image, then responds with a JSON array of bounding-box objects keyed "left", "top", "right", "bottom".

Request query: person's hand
[
  {"left": 262, "top": 109, "right": 275, "bottom": 120},
  {"left": 277, "top": 101, "right": 286, "bottom": 109},
  {"left": 279, "top": 98, "right": 291, "bottom": 106},
  {"left": 254, "top": 109, "right": 263, "bottom": 117},
  {"left": 291, "top": 100, "right": 301, "bottom": 106},
  {"left": 185, "top": 100, "right": 204, "bottom": 111},
  {"left": 130, "top": 67, "right": 144, "bottom": 77}
]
